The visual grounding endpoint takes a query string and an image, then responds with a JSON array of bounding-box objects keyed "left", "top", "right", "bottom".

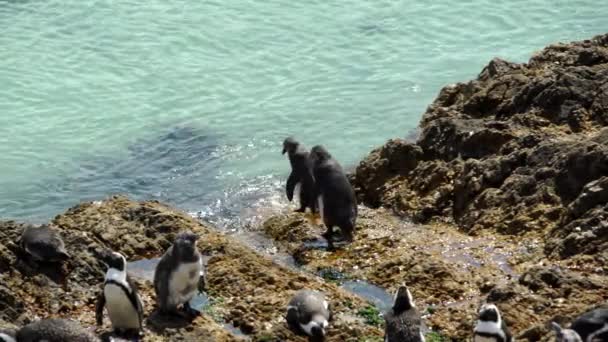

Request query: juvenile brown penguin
[
  {"left": 153, "top": 231, "right": 204, "bottom": 318},
  {"left": 309, "top": 145, "right": 357, "bottom": 248},
  {"left": 282, "top": 137, "right": 317, "bottom": 213}
]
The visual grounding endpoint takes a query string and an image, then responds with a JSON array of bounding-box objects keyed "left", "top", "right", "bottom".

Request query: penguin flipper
[
  {"left": 286, "top": 173, "right": 297, "bottom": 202},
  {"left": 95, "top": 290, "right": 106, "bottom": 326},
  {"left": 127, "top": 276, "right": 144, "bottom": 330}
]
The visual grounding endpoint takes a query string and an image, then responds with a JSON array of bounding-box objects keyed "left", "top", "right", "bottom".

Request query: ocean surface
[{"left": 0, "top": 0, "right": 605, "bottom": 225}]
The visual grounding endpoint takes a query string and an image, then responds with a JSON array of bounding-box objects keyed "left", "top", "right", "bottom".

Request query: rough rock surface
[
  {"left": 350, "top": 33, "right": 608, "bottom": 265},
  {"left": 1, "top": 196, "right": 383, "bottom": 341},
  {"left": 262, "top": 34, "right": 608, "bottom": 340}
]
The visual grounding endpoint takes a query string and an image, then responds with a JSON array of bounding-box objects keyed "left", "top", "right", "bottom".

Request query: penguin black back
[
  {"left": 384, "top": 285, "right": 424, "bottom": 342},
  {"left": 19, "top": 225, "right": 70, "bottom": 262},
  {"left": 16, "top": 318, "right": 98, "bottom": 342},
  {"left": 282, "top": 137, "right": 317, "bottom": 213},
  {"left": 309, "top": 145, "right": 357, "bottom": 246},
  {"left": 570, "top": 308, "right": 608, "bottom": 341}
]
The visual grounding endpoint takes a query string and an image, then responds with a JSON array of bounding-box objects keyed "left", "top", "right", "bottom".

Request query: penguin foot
[{"left": 183, "top": 302, "right": 201, "bottom": 318}]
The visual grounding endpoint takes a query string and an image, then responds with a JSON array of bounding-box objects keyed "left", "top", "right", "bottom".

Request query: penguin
[
  {"left": 286, "top": 289, "right": 332, "bottom": 342},
  {"left": 567, "top": 308, "right": 608, "bottom": 342},
  {"left": 15, "top": 318, "right": 99, "bottom": 342},
  {"left": 154, "top": 231, "right": 204, "bottom": 318},
  {"left": 309, "top": 145, "right": 357, "bottom": 248},
  {"left": 18, "top": 225, "right": 70, "bottom": 262},
  {"left": 473, "top": 303, "right": 512, "bottom": 342},
  {"left": 95, "top": 250, "right": 144, "bottom": 338},
  {"left": 551, "top": 322, "right": 583, "bottom": 342},
  {"left": 282, "top": 137, "right": 317, "bottom": 213},
  {"left": 384, "top": 285, "right": 425, "bottom": 342},
  {"left": 0, "top": 329, "right": 16, "bottom": 342}
]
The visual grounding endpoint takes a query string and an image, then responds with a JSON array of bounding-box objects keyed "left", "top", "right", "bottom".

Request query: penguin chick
[
  {"left": 473, "top": 303, "right": 512, "bottom": 342},
  {"left": 384, "top": 285, "right": 425, "bottom": 342},
  {"left": 18, "top": 225, "right": 70, "bottom": 262},
  {"left": 154, "top": 231, "right": 204, "bottom": 318},
  {"left": 286, "top": 290, "right": 332, "bottom": 342},
  {"left": 96, "top": 250, "right": 144, "bottom": 338}
]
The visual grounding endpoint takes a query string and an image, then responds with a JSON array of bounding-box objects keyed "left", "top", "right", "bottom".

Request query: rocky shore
[
  {"left": 1, "top": 34, "right": 607, "bottom": 341},
  {"left": 264, "top": 33, "right": 608, "bottom": 340}
]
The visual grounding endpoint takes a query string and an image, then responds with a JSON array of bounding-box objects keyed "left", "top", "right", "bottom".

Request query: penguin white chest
[
  {"left": 317, "top": 195, "right": 325, "bottom": 221},
  {"left": 294, "top": 182, "right": 301, "bottom": 204},
  {"left": 104, "top": 283, "right": 140, "bottom": 329},
  {"left": 169, "top": 260, "right": 202, "bottom": 306}
]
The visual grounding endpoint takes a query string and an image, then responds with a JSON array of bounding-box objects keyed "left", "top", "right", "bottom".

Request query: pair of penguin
[
  {"left": 286, "top": 284, "right": 425, "bottom": 342},
  {"left": 282, "top": 137, "right": 358, "bottom": 248},
  {"left": 95, "top": 231, "right": 204, "bottom": 338}
]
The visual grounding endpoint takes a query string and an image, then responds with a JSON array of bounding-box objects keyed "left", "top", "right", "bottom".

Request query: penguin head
[
  {"left": 282, "top": 137, "right": 299, "bottom": 155},
  {"left": 478, "top": 303, "right": 501, "bottom": 323},
  {"left": 173, "top": 231, "right": 200, "bottom": 259},
  {"left": 392, "top": 284, "right": 415, "bottom": 314},
  {"left": 100, "top": 250, "right": 127, "bottom": 272},
  {"left": 551, "top": 322, "right": 583, "bottom": 342},
  {"left": 310, "top": 145, "right": 331, "bottom": 164},
  {"left": 310, "top": 325, "right": 325, "bottom": 342}
]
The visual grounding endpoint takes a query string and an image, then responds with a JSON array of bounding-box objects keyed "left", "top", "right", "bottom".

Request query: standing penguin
[
  {"left": 96, "top": 250, "right": 144, "bottom": 338},
  {"left": 473, "top": 304, "right": 512, "bottom": 342},
  {"left": 384, "top": 285, "right": 425, "bottom": 342},
  {"left": 15, "top": 318, "right": 99, "bottom": 342},
  {"left": 286, "top": 289, "right": 332, "bottom": 342},
  {"left": 554, "top": 307, "right": 608, "bottom": 342},
  {"left": 282, "top": 137, "right": 317, "bottom": 213},
  {"left": 154, "top": 231, "right": 204, "bottom": 318},
  {"left": 18, "top": 225, "right": 70, "bottom": 262},
  {"left": 309, "top": 145, "right": 357, "bottom": 248}
]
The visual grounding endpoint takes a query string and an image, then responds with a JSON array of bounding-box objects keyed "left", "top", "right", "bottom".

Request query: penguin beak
[{"left": 282, "top": 147, "right": 286, "bottom": 155}]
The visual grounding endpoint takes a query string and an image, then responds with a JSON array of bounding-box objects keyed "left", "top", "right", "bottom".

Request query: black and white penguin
[
  {"left": 282, "top": 137, "right": 317, "bottom": 213},
  {"left": 551, "top": 322, "right": 583, "bottom": 342},
  {"left": 473, "top": 303, "right": 512, "bottom": 342},
  {"left": 18, "top": 225, "right": 70, "bottom": 262},
  {"left": 154, "top": 231, "right": 204, "bottom": 318},
  {"left": 0, "top": 329, "right": 16, "bottom": 342},
  {"left": 384, "top": 285, "right": 425, "bottom": 342},
  {"left": 286, "top": 289, "right": 332, "bottom": 342},
  {"left": 95, "top": 250, "right": 144, "bottom": 337},
  {"left": 309, "top": 145, "right": 357, "bottom": 248},
  {"left": 563, "top": 307, "right": 608, "bottom": 342},
  {"left": 15, "top": 318, "right": 98, "bottom": 342}
]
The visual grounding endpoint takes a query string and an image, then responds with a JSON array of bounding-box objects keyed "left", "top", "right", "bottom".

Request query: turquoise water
[{"left": 0, "top": 0, "right": 605, "bottom": 223}]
